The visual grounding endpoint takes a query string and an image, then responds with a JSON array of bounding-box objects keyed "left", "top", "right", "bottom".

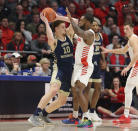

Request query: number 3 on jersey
[{"left": 63, "top": 46, "right": 70, "bottom": 54}]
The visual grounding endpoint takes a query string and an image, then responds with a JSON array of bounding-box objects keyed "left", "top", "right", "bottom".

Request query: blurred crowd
[{"left": 0, "top": 0, "right": 137, "bottom": 81}]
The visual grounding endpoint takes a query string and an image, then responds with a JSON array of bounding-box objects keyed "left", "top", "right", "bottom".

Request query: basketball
[{"left": 42, "top": 8, "right": 56, "bottom": 22}]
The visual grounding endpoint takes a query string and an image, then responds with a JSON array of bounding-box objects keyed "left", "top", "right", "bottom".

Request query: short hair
[
  {"left": 124, "top": 21, "right": 134, "bottom": 28},
  {"left": 51, "top": 20, "right": 65, "bottom": 32},
  {"left": 83, "top": 13, "right": 94, "bottom": 24}
]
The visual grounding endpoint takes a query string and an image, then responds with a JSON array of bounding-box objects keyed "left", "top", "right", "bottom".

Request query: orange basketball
[{"left": 42, "top": 8, "right": 56, "bottom": 22}]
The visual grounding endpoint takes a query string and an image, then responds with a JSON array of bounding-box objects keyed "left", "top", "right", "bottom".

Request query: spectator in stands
[
  {"left": 94, "top": 0, "right": 109, "bottom": 25},
  {"left": 106, "top": 34, "right": 120, "bottom": 50},
  {"left": 108, "top": 24, "right": 121, "bottom": 43},
  {"left": 33, "top": 58, "right": 51, "bottom": 76},
  {"left": 3, "top": 53, "right": 13, "bottom": 72},
  {"left": 27, "top": 55, "right": 37, "bottom": 64},
  {"left": 0, "top": 53, "right": 12, "bottom": 75},
  {"left": 0, "top": 0, "right": 11, "bottom": 20},
  {"left": 107, "top": 43, "right": 126, "bottom": 73},
  {"left": 76, "top": 0, "right": 86, "bottom": 18},
  {"left": 86, "top": 7, "right": 94, "bottom": 15},
  {"left": 117, "top": 4, "right": 135, "bottom": 26},
  {"left": 8, "top": 21, "right": 16, "bottom": 31},
  {"left": 20, "top": 0, "right": 31, "bottom": 16},
  {"left": 97, "top": 77, "right": 125, "bottom": 118},
  {"left": 26, "top": 5, "right": 39, "bottom": 23},
  {"left": 26, "top": 13, "right": 40, "bottom": 34},
  {"left": 57, "top": 0, "right": 69, "bottom": 16},
  {"left": 32, "top": 23, "right": 46, "bottom": 40},
  {"left": 50, "top": 1, "right": 58, "bottom": 12},
  {"left": 84, "top": 0, "right": 95, "bottom": 9},
  {"left": 11, "top": 52, "right": 40, "bottom": 75},
  {"left": 6, "top": 0, "right": 17, "bottom": 11},
  {"left": 38, "top": 0, "right": 49, "bottom": 12},
  {"left": 9, "top": 4, "right": 26, "bottom": 23},
  {"left": 31, "top": 32, "right": 51, "bottom": 59},
  {"left": 6, "top": 32, "right": 25, "bottom": 52},
  {"left": 0, "top": 17, "right": 14, "bottom": 51},
  {"left": 68, "top": 3, "right": 78, "bottom": 18},
  {"left": 114, "top": 0, "right": 130, "bottom": 13},
  {"left": 103, "top": 16, "right": 114, "bottom": 35},
  {"left": 108, "top": 6, "right": 118, "bottom": 24},
  {"left": 97, "top": 76, "right": 138, "bottom": 118},
  {"left": 16, "top": 19, "right": 32, "bottom": 50}
]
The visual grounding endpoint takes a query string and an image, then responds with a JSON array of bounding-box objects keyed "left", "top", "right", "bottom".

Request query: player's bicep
[
  {"left": 48, "top": 39, "right": 56, "bottom": 51},
  {"left": 83, "top": 31, "right": 94, "bottom": 45}
]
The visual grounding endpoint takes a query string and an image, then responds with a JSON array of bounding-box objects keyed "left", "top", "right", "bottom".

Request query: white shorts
[
  {"left": 127, "top": 62, "right": 138, "bottom": 85},
  {"left": 71, "top": 64, "right": 94, "bottom": 87},
  {"left": 126, "top": 61, "right": 138, "bottom": 93}
]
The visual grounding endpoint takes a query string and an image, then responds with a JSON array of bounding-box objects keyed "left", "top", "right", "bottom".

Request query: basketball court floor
[{"left": 0, "top": 118, "right": 138, "bottom": 131}]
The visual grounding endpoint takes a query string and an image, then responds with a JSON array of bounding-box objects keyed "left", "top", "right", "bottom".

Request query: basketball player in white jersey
[
  {"left": 65, "top": 9, "right": 95, "bottom": 128},
  {"left": 101, "top": 22, "right": 138, "bottom": 123}
]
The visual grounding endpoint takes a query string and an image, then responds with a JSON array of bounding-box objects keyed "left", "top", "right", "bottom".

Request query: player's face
[
  {"left": 56, "top": 23, "right": 66, "bottom": 36},
  {"left": 124, "top": 25, "right": 133, "bottom": 38},
  {"left": 78, "top": 16, "right": 86, "bottom": 30},
  {"left": 91, "top": 21, "right": 99, "bottom": 33}
]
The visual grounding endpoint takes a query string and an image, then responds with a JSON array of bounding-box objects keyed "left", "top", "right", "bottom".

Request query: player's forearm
[
  {"left": 45, "top": 21, "right": 54, "bottom": 42},
  {"left": 109, "top": 48, "right": 126, "bottom": 54},
  {"left": 127, "top": 53, "right": 138, "bottom": 69},
  {"left": 57, "top": 15, "right": 78, "bottom": 24},
  {"left": 70, "top": 18, "right": 84, "bottom": 38}
]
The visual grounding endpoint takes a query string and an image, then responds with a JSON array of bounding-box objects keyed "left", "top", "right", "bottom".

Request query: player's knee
[
  {"left": 58, "top": 96, "right": 67, "bottom": 106},
  {"left": 124, "top": 85, "right": 132, "bottom": 94},
  {"left": 76, "top": 87, "right": 82, "bottom": 96},
  {"left": 50, "top": 88, "right": 59, "bottom": 96},
  {"left": 95, "top": 86, "right": 101, "bottom": 92}
]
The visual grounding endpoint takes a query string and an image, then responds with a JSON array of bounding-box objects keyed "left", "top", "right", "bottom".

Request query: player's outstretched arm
[
  {"left": 101, "top": 44, "right": 129, "bottom": 54},
  {"left": 55, "top": 14, "right": 78, "bottom": 24},
  {"left": 66, "top": 8, "right": 94, "bottom": 45},
  {"left": 40, "top": 13, "right": 55, "bottom": 50}
]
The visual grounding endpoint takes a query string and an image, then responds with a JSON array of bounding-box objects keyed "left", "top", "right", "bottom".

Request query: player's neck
[
  {"left": 55, "top": 34, "right": 66, "bottom": 41},
  {"left": 95, "top": 33, "right": 99, "bottom": 40},
  {"left": 128, "top": 32, "right": 134, "bottom": 38}
]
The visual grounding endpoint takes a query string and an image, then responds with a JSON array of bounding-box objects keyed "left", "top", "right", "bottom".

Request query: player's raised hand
[
  {"left": 40, "top": 12, "right": 48, "bottom": 23},
  {"left": 100, "top": 46, "right": 110, "bottom": 54},
  {"left": 66, "top": 8, "right": 72, "bottom": 20}
]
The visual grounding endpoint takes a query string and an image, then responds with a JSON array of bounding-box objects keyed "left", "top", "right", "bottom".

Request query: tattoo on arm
[
  {"left": 70, "top": 18, "right": 85, "bottom": 38},
  {"left": 70, "top": 18, "right": 94, "bottom": 45}
]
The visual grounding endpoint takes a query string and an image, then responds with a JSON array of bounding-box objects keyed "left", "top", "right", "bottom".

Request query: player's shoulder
[
  {"left": 129, "top": 34, "right": 138, "bottom": 43},
  {"left": 99, "top": 33, "right": 103, "bottom": 40}
]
